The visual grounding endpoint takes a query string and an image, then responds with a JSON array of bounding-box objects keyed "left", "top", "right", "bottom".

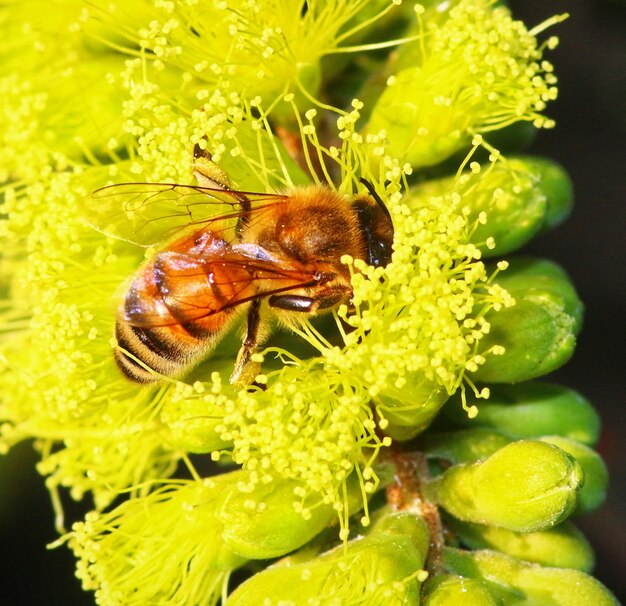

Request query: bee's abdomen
[
  {"left": 114, "top": 246, "right": 250, "bottom": 383},
  {"left": 114, "top": 320, "right": 215, "bottom": 382}
]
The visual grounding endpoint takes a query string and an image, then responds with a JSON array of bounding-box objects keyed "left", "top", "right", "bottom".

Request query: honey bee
[{"left": 89, "top": 148, "right": 394, "bottom": 386}]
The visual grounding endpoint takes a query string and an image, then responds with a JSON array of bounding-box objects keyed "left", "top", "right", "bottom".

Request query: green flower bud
[
  {"left": 373, "top": 509, "right": 431, "bottom": 555},
  {"left": 423, "top": 574, "right": 500, "bottom": 606},
  {"left": 446, "top": 382, "right": 601, "bottom": 446},
  {"left": 540, "top": 436, "right": 609, "bottom": 514},
  {"left": 217, "top": 475, "right": 364, "bottom": 560},
  {"left": 471, "top": 157, "right": 573, "bottom": 257},
  {"left": 367, "top": 64, "right": 467, "bottom": 167},
  {"left": 474, "top": 258, "right": 583, "bottom": 383},
  {"left": 376, "top": 376, "right": 449, "bottom": 441},
  {"left": 443, "top": 548, "right": 620, "bottom": 606},
  {"left": 423, "top": 428, "right": 511, "bottom": 464},
  {"left": 163, "top": 402, "right": 230, "bottom": 454},
  {"left": 521, "top": 156, "right": 574, "bottom": 231},
  {"left": 410, "top": 157, "right": 573, "bottom": 257},
  {"left": 228, "top": 512, "right": 430, "bottom": 605},
  {"left": 428, "top": 440, "right": 583, "bottom": 532},
  {"left": 160, "top": 373, "right": 236, "bottom": 454},
  {"left": 446, "top": 518, "right": 595, "bottom": 572}
]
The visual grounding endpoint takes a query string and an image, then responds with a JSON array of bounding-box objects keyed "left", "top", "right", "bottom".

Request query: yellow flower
[
  {"left": 367, "top": 0, "right": 567, "bottom": 166},
  {"left": 1, "top": 2, "right": 612, "bottom": 605}
]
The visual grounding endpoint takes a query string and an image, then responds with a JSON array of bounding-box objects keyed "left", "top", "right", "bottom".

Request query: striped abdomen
[{"left": 115, "top": 231, "right": 254, "bottom": 382}]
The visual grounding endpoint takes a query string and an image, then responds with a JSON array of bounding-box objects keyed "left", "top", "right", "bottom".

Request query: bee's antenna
[{"left": 359, "top": 178, "right": 393, "bottom": 224}]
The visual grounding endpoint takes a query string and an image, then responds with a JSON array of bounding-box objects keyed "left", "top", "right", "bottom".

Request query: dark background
[
  {"left": 1, "top": 1, "right": 624, "bottom": 603},
  {"left": 510, "top": 0, "right": 626, "bottom": 601}
]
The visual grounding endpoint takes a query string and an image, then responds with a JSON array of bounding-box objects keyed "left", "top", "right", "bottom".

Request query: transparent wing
[
  {"left": 122, "top": 249, "right": 323, "bottom": 328},
  {"left": 87, "top": 182, "right": 287, "bottom": 247}
]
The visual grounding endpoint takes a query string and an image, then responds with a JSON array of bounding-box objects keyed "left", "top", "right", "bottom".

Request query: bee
[{"left": 89, "top": 148, "right": 394, "bottom": 386}]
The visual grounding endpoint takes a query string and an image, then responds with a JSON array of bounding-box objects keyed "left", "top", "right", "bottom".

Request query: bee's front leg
[
  {"left": 268, "top": 288, "right": 348, "bottom": 313},
  {"left": 268, "top": 294, "right": 318, "bottom": 312}
]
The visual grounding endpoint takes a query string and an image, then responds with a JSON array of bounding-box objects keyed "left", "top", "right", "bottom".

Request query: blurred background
[{"left": 1, "top": 0, "right": 624, "bottom": 603}]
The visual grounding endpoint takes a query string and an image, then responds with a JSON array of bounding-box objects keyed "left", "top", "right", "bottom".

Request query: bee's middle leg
[{"left": 230, "top": 299, "right": 263, "bottom": 387}]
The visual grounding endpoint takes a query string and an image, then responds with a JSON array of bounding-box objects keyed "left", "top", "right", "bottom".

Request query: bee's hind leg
[
  {"left": 192, "top": 144, "right": 232, "bottom": 190},
  {"left": 192, "top": 143, "right": 251, "bottom": 235}
]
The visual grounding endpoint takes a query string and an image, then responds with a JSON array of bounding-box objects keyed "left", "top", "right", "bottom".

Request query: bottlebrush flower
[{"left": 0, "top": 1, "right": 618, "bottom": 605}]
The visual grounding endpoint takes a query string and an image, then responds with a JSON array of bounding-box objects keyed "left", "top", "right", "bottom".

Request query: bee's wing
[
  {"left": 87, "top": 182, "right": 287, "bottom": 247},
  {"left": 121, "top": 249, "right": 322, "bottom": 328}
]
